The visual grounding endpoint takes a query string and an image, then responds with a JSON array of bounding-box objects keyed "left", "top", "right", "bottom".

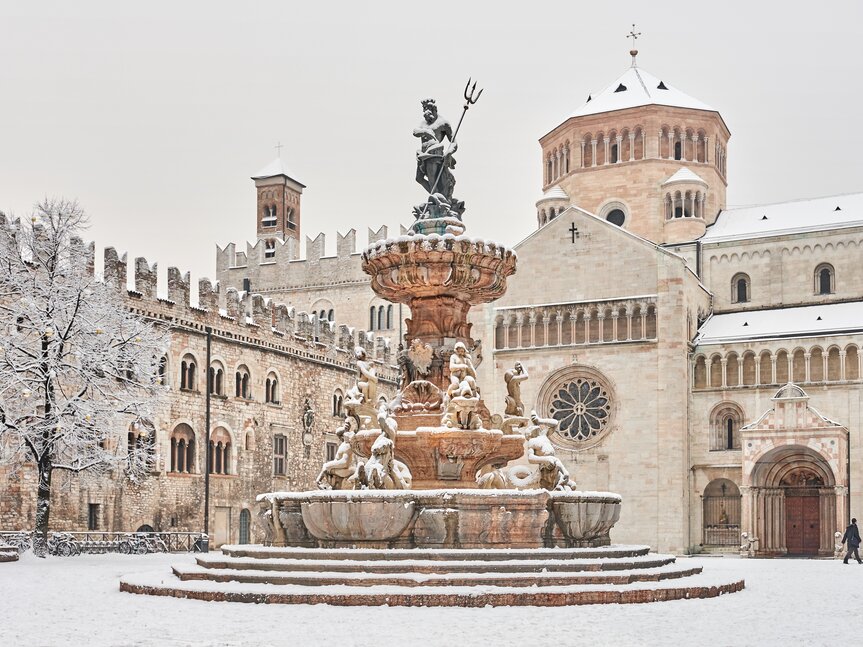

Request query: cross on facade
[
  {"left": 275, "top": 141, "right": 283, "bottom": 158},
  {"left": 569, "top": 222, "right": 579, "bottom": 243}
]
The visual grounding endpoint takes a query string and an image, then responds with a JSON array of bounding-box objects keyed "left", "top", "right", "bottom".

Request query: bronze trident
[{"left": 425, "top": 77, "right": 483, "bottom": 201}]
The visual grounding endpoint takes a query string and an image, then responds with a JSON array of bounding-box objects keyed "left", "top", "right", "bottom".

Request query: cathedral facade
[{"left": 471, "top": 54, "right": 859, "bottom": 555}]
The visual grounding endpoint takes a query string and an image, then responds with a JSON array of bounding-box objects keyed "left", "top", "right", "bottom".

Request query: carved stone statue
[
  {"left": 504, "top": 362, "right": 529, "bottom": 416},
  {"left": 396, "top": 343, "right": 415, "bottom": 390},
  {"left": 315, "top": 421, "right": 358, "bottom": 490},
  {"left": 524, "top": 411, "right": 575, "bottom": 491},
  {"left": 413, "top": 98, "right": 462, "bottom": 220},
  {"left": 408, "top": 338, "right": 434, "bottom": 377},
  {"left": 354, "top": 431, "right": 412, "bottom": 490},
  {"left": 376, "top": 401, "right": 397, "bottom": 443},
  {"left": 354, "top": 346, "right": 378, "bottom": 405},
  {"left": 447, "top": 341, "right": 478, "bottom": 398},
  {"left": 476, "top": 410, "right": 575, "bottom": 491},
  {"left": 302, "top": 398, "right": 315, "bottom": 435}
]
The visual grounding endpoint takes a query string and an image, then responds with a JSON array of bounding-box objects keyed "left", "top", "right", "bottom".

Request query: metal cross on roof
[
  {"left": 627, "top": 24, "right": 642, "bottom": 49},
  {"left": 275, "top": 141, "right": 283, "bottom": 158}
]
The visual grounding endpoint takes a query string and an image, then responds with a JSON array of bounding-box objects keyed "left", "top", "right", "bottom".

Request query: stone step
[
  {"left": 196, "top": 552, "right": 676, "bottom": 574},
  {"left": 119, "top": 570, "right": 745, "bottom": 606},
  {"left": 220, "top": 544, "right": 652, "bottom": 562},
  {"left": 173, "top": 562, "right": 702, "bottom": 587}
]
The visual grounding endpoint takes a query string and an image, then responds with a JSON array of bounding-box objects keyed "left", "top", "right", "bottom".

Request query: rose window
[{"left": 550, "top": 377, "right": 611, "bottom": 441}]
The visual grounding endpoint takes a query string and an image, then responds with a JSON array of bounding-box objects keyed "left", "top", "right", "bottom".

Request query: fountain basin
[
  {"left": 301, "top": 491, "right": 416, "bottom": 544},
  {"left": 257, "top": 489, "right": 621, "bottom": 549},
  {"left": 550, "top": 491, "right": 622, "bottom": 547}
]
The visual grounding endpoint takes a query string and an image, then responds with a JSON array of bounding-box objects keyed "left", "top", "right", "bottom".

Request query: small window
[
  {"left": 239, "top": 509, "right": 251, "bottom": 545},
  {"left": 264, "top": 239, "right": 276, "bottom": 259},
  {"left": 180, "top": 354, "right": 197, "bottom": 391},
  {"left": 273, "top": 434, "right": 287, "bottom": 476},
  {"left": 606, "top": 209, "right": 626, "bottom": 227},
  {"left": 261, "top": 205, "right": 277, "bottom": 227},
  {"left": 731, "top": 274, "right": 750, "bottom": 304},
  {"left": 235, "top": 365, "right": 251, "bottom": 399},
  {"left": 369, "top": 306, "right": 376, "bottom": 331},
  {"left": 332, "top": 390, "right": 344, "bottom": 417},
  {"left": 286, "top": 207, "right": 296, "bottom": 230},
  {"left": 209, "top": 428, "right": 232, "bottom": 476},
  {"left": 88, "top": 503, "right": 100, "bottom": 531},
  {"left": 610, "top": 144, "right": 618, "bottom": 164},
  {"left": 614, "top": 83, "right": 627, "bottom": 93},
  {"left": 326, "top": 442, "right": 338, "bottom": 462},
  {"left": 674, "top": 141, "right": 682, "bottom": 160},
  {"left": 265, "top": 372, "right": 280, "bottom": 404},
  {"left": 815, "top": 264, "right": 834, "bottom": 295}
]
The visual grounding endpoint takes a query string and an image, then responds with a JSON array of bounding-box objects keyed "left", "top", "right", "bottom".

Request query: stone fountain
[
  {"left": 258, "top": 89, "right": 622, "bottom": 550},
  {"left": 120, "top": 87, "right": 745, "bottom": 605}
]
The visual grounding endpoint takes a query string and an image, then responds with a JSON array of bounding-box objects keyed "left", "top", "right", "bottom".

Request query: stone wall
[{"left": 0, "top": 245, "right": 397, "bottom": 545}]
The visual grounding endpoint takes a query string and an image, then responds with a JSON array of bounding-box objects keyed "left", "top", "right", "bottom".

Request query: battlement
[
  {"left": 216, "top": 225, "right": 409, "bottom": 285},
  {"left": 96, "top": 246, "right": 395, "bottom": 372}
]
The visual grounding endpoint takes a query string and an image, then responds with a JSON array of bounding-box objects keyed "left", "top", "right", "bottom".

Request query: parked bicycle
[
  {"left": 47, "top": 532, "right": 81, "bottom": 557},
  {"left": 118, "top": 533, "right": 168, "bottom": 555}
]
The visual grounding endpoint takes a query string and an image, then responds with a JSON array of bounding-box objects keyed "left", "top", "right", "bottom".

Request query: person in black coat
[{"left": 842, "top": 518, "right": 862, "bottom": 564}]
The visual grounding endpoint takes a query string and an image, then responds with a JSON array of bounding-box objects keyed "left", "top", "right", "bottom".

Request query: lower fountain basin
[
  {"left": 300, "top": 492, "right": 416, "bottom": 543},
  {"left": 550, "top": 491, "right": 622, "bottom": 547}
]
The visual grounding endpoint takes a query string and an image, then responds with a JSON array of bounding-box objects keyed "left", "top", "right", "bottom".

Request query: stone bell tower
[{"left": 252, "top": 156, "right": 305, "bottom": 244}]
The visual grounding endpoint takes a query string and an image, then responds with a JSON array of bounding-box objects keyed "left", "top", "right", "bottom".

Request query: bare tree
[{"left": 0, "top": 199, "right": 167, "bottom": 555}]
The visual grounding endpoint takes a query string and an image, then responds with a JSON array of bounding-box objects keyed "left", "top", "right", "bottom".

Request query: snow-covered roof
[
  {"left": 251, "top": 158, "right": 305, "bottom": 186},
  {"left": 701, "top": 192, "right": 863, "bottom": 243},
  {"left": 662, "top": 167, "right": 707, "bottom": 186},
  {"left": 571, "top": 66, "right": 714, "bottom": 118},
  {"left": 537, "top": 185, "right": 569, "bottom": 203},
  {"left": 694, "top": 301, "right": 863, "bottom": 345}
]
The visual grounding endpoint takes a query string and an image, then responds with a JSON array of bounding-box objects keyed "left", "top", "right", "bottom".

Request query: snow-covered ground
[{"left": 0, "top": 552, "right": 856, "bottom": 647}]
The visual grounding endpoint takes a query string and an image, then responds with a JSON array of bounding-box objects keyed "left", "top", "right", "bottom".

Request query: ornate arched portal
[{"left": 741, "top": 384, "right": 848, "bottom": 557}]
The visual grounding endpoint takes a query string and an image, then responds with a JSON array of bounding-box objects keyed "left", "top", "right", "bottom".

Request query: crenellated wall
[
  {"left": 0, "top": 229, "right": 397, "bottom": 546},
  {"left": 216, "top": 225, "right": 412, "bottom": 350}
]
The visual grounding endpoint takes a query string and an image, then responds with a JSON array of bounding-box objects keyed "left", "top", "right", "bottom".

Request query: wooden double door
[{"left": 785, "top": 493, "right": 820, "bottom": 555}]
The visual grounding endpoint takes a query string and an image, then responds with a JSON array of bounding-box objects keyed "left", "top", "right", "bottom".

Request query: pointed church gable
[{"left": 499, "top": 207, "right": 666, "bottom": 307}]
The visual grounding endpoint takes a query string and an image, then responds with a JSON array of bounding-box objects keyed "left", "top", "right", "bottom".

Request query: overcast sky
[{"left": 1, "top": 1, "right": 861, "bottom": 297}]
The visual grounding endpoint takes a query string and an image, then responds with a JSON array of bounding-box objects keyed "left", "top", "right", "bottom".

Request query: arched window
[
  {"left": 606, "top": 209, "right": 625, "bottom": 227},
  {"left": 239, "top": 509, "right": 251, "bottom": 544},
  {"left": 126, "top": 420, "right": 155, "bottom": 469},
  {"left": 208, "top": 361, "right": 224, "bottom": 397},
  {"left": 157, "top": 355, "right": 169, "bottom": 387},
  {"left": 180, "top": 354, "right": 197, "bottom": 391},
  {"left": 264, "top": 239, "right": 276, "bottom": 259},
  {"left": 328, "top": 309, "right": 334, "bottom": 321},
  {"left": 610, "top": 143, "right": 618, "bottom": 163},
  {"left": 815, "top": 263, "right": 834, "bottom": 295},
  {"left": 674, "top": 140, "right": 682, "bottom": 160},
  {"left": 286, "top": 207, "right": 296, "bottom": 230},
  {"left": 169, "top": 423, "right": 195, "bottom": 473},
  {"left": 265, "top": 372, "right": 280, "bottom": 404},
  {"left": 709, "top": 402, "right": 743, "bottom": 451},
  {"left": 369, "top": 306, "right": 376, "bottom": 331},
  {"left": 731, "top": 273, "right": 750, "bottom": 304},
  {"left": 235, "top": 365, "right": 251, "bottom": 399},
  {"left": 208, "top": 427, "right": 232, "bottom": 475},
  {"left": 332, "top": 389, "right": 344, "bottom": 417},
  {"left": 377, "top": 305, "right": 385, "bottom": 331}
]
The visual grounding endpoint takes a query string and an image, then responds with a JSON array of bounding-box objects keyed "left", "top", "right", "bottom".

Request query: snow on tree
[{"left": 0, "top": 199, "right": 167, "bottom": 555}]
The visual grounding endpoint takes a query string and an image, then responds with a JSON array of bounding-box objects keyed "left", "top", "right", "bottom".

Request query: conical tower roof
[{"left": 571, "top": 65, "right": 714, "bottom": 118}]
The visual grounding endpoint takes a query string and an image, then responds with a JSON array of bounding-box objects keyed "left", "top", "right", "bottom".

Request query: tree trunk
[{"left": 33, "top": 457, "right": 52, "bottom": 557}]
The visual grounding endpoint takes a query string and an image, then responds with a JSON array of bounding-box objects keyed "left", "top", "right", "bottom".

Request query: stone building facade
[
  {"left": 0, "top": 246, "right": 396, "bottom": 546},
  {"left": 471, "top": 53, "right": 861, "bottom": 556}
]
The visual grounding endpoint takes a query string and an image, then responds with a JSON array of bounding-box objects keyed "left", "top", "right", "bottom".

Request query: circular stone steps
[{"left": 120, "top": 544, "right": 745, "bottom": 606}]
